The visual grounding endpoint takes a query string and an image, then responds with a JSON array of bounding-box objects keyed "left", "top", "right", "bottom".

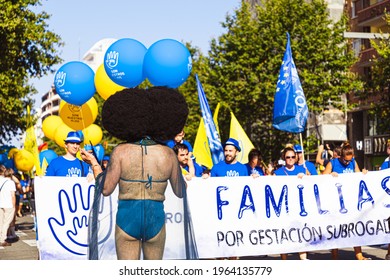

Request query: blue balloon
[
  {"left": 104, "top": 38, "right": 147, "bottom": 88},
  {"left": 143, "top": 39, "right": 192, "bottom": 88},
  {"left": 54, "top": 61, "right": 96, "bottom": 106},
  {"left": 39, "top": 149, "right": 58, "bottom": 167}
]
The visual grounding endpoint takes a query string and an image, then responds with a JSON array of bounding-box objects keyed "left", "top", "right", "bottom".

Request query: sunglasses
[{"left": 285, "top": 156, "right": 296, "bottom": 159}]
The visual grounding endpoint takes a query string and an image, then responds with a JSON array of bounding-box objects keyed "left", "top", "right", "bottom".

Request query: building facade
[{"left": 345, "top": 0, "right": 390, "bottom": 170}]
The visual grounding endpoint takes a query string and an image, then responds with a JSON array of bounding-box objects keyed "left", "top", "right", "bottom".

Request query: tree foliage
[
  {"left": 366, "top": 13, "right": 390, "bottom": 135},
  {"left": 185, "top": 0, "right": 361, "bottom": 162},
  {"left": 0, "top": 0, "right": 63, "bottom": 144}
]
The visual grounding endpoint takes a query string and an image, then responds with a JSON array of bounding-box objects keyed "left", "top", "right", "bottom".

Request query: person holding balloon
[{"left": 45, "top": 131, "right": 91, "bottom": 178}]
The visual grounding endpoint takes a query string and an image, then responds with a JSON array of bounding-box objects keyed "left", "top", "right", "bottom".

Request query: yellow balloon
[
  {"left": 54, "top": 122, "right": 74, "bottom": 148},
  {"left": 59, "top": 97, "right": 98, "bottom": 130},
  {"left": 14, "top": 149, "right": 35, "bottom": 172},
  {"left": 82, "top": 124, "right": 103, "bottom": 146},
  {"left": 94, "top": 64, "right": 125, "bottom": 100},
  {"left": 7, "top": 148, "right": 19, "bottom": 159},
  {"left": 42, "top": 115, "right": 63, "bottom": 140}
]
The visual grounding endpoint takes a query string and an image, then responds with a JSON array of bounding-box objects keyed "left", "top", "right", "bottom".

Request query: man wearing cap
[
  {"left": 294, "top": 144, "right": 318, "bottom": 175},
  {"left": 45, "top": 131, "right": 91, "bottom": 177},
  {"left": 206, "top": 138, "right": 248, "bottom": 177}
]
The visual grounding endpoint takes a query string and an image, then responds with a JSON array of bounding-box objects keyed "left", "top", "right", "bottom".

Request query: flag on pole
[
  {"left": 195, "top": 74, "right": 224, "bottom": 165},
  {"left": 193, "top": 103, "right": 221, "bottom": 169},
  {"left": 23, "top": 106, "right": 42, "bottom": 176},
  {"left": 229, "top": 111, "right": 254, "bottom": 164},
  {"left": 273, "top": 32, "right": 308, "bottom": 133}
]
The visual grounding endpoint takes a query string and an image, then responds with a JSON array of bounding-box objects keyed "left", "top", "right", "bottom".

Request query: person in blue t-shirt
[
  {"left": 173, "top": 143, "right": 207, "bottom": 180},
  {"left": 294, "top": 144, "right": 318, "bottom": 175},
  {"left": 274, "top": 146, "right": 307, "bottom": 260},
  {"left": 45, "top": 131, "right": 90, "bottom": 177},
  {"left": 206, "top": 138, "right": 248, "bottom": 177},
  {"left": 323, "top": 141, "right": 370, "bottom": 260},
  {"left": 244, "top": 148, "right": 265, "bottom": 177}
]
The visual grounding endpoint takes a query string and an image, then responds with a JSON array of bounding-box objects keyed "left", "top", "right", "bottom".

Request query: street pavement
[{"left": 0, "top": 214, "right": 388, "bottom": 260}]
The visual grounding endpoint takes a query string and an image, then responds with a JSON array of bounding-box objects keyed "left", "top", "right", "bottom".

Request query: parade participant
[
  {"left": 245, "top": 148, "right": 265, "bottom": 177},
  {"left": 205, "top": 138, "right": 248, "bottom": 178},
  {"left": 80, "top": 87, "right": 192, "bottom": 260},
  {"left": 294, "top": 144, "right": 318, "bottom": 175},
  {"left": 273, "top": 146, "right": 308, "bottom": 260},
  {"left": 322, "top": 141, "right": 370, "bottom": 260},
  {"left": 173, "top": 143, "right": 206, "bottom": 180},
  {"left": 0, "top": 165, "right": 17, "bottom": 247},
  {"left": 45, "top": 131, "right": 91, "bottom": 177}
]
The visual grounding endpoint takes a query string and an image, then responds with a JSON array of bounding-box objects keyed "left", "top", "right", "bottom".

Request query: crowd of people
[{"left": 1, "top": 126, "right": 389, "bottom": 259}]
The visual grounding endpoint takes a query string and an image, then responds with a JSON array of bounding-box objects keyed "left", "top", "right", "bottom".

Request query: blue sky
[{"left": 32, "top": 0, "right": 241, "bottom": 106}]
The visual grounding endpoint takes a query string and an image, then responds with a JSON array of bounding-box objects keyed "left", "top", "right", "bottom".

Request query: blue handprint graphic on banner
[{"left": 48, "top": 183, "right": 113, "bottom": 256}]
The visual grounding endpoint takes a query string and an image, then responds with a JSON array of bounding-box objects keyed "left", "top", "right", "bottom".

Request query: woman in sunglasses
[
  {"left": 274, "top": 146, "right": 308, "bottom": 260},
  {"left": 322, "top": 141, "right": 370, "bottom": 260}
]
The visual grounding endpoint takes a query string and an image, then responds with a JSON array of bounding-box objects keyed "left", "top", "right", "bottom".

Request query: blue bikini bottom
[{"left": 116, "top": 199, "right": 164, "bottom": 241}]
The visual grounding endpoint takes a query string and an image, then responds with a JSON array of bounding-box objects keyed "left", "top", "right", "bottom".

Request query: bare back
[{"left": 102, "top": 142, "right": 184, "bottom": 201}]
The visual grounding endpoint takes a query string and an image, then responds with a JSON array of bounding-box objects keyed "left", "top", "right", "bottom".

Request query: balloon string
[{"left": 80, "top": 105, "right": 87, "bottom": 146}]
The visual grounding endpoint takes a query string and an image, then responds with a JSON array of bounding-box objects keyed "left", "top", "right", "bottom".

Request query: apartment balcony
[{"left": 357, "top": 0, "right": 390, "bottom": 27}]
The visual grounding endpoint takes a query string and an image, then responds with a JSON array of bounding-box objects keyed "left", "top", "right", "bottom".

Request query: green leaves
[{"left": 0, "top": 0, "right": 63, "bottom": 144}]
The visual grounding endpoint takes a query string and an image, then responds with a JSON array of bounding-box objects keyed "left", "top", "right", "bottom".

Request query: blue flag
[
  {"left": 273, "top": 32, "right": 308, "bottom": 133},
  {"left": 195, "top": 74, "right": 224, "bottom": 165}
]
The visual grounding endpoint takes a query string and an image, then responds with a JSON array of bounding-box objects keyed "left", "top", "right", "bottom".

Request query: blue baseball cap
[
  {"left": 224, "top": 138, "right": 241, "bottom": 152},
  {"left": 294, "top": 144, "right": 303, "bottom": 153},
  {"left": 102, "top": 155, "right": 110, "bottom": 161},
  {"left": 64, "top": 131, "right": 82, "bottom": 143}
]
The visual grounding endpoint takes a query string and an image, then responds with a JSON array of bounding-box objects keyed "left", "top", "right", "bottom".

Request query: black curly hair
[{"left": 102, "top": 86, "right": 189, "bottom": 143}]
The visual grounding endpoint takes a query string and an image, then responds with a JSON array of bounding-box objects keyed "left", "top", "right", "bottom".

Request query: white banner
[
  {"left": 34, "top": 176, "right": 186, "bottom": 260},
  {"left": 186, "top": 169, "right": 390, "bottom": 258},
  {"left": 35, "top": 170, "right": 390, "bottom": 259}
]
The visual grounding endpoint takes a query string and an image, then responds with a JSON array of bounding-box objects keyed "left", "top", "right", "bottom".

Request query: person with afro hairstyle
[{"left": 81, "top": 87, "right": 190, "bottom": 260}]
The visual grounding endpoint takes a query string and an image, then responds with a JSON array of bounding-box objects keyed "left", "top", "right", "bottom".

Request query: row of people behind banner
[
  {"left": 2, "top": 129, "right": 389, "bottom": 260},
  {"left": 169, "top": 130, "right": 390, "bottom": 261}
]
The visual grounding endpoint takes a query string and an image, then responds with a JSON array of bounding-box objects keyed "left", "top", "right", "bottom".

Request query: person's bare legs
[
  {"left": 115, "top": 225, "right": 141, "bottom": 260},
  {"left": 354, "top": 246, "right": 370, "bottom": 260},
  {"left": 331, "top": 249, "right": 338, "bottom": 260},
  {"left": 299, "top": 252, "right": 308, "bottom": 260},
  {"left": 280, "top": 254, "right": 287, "bottom": 260},
  {"left": 143, "top": 225, "right": 166, "bottom": 260}
]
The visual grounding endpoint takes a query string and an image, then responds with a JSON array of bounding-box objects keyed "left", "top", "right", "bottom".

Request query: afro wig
[{"left": 102, "top": 87, "right": 189, "bottom": 143}]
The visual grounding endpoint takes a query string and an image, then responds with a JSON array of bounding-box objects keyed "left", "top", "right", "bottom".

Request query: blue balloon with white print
[
  {"left": 54, "top": 61, "right": 96, "bottom": 106},
  {"left": 104, "top": 38, "right": 147, "bottom": 88}
]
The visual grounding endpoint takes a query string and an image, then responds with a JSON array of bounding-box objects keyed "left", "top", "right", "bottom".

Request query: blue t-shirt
[
  {"left": 330, "top": 158, "right": 355, "bottom": 174},
  {"left": 45, "top": 156, "right": 90, "bottom": 177},
  {"left": 298, "top": 161, "right": 318, "bottom": 175},
  {"left": 183, "top": 161, "right": 207, "bottom": 177},
  {"left": 274, "top": 164, "right": 306, "bottom": 176},
  {"left": 211, "top": 161, "right": 248, "bottom": 177},
  {"left": 244, "top": 163, "right": 264, "bottom": 176},
  {"left": 381, "top": 159, "right": 390, "bottom": 170}
]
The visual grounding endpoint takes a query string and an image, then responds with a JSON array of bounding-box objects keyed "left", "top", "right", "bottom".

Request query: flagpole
[{"left": 299, "top": 132, "right": 308, "bottom": 174}]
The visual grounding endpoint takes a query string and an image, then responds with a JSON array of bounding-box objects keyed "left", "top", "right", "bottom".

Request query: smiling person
[
  {"left": 45, "top": 131, "right": 91, "bottom": 177},
  {"left": 274, "top": 146, "right": 308, "bottom": 260},
  {"left": 205, "top": 138, "right": 248, "bottom": 178},
  {"left": 322, "top": 141, "right": 370, "bottom": 260}
]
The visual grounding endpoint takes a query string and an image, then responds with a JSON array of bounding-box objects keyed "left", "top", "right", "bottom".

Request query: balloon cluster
[
  {"left": 51, "top": 38, "right": 191, "bottom": 151},
  {"left": 54, "top": 38, "right": 192, "bottom": 105}
]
